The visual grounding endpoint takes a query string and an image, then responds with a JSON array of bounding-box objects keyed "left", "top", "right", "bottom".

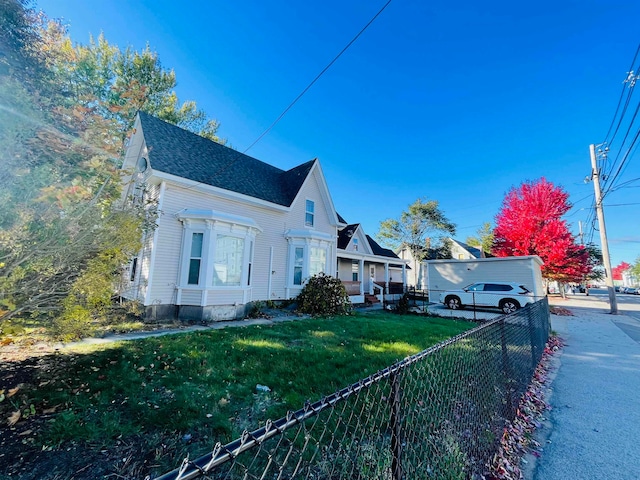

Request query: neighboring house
[
  {"left": 336, "top": 223, "right": 406, "bottom": 303},
  {"left": 398, "top": 238, "right": 491, "bottom": 289},
  {"left": 449, "top": 239, "right": 488, "bottom": 260},
  {"left": 119, "top": 113, "right": 406, "bottom": 321}
]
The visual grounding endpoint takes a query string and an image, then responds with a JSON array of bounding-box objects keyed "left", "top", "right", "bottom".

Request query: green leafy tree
[
  {"left": 632, "top": 256, "right": 640, "bottom": 277},
  {"left": 585, "top": 244, "right": 604, "bottom": 283},
  {"left": 0, "top": 4, "right": 221, "bottom": 335},
  {"left": 465, "top": 222, "right": 495, "bottom": 255},
  {"left": 377, "top": 198, "right": 456, "bottom": 262}
]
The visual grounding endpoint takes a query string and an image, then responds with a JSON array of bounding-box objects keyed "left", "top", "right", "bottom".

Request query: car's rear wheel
[
  {"left": 500, "top": 299, "right": 520, "bottom": 314},
  {"left": 445, "top": 295, "right": 462, "bottom": 310}
]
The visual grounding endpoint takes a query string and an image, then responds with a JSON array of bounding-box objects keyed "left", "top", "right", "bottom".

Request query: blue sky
[{"left": 38, "top": 0, "right": 640, "bottom": 267}]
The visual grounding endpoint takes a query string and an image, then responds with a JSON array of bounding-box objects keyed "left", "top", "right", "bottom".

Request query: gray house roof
[
  {"left": 452, "top": 239, "right": 489, "bottom": 258},
  {"left": 337, "top": 224, "right": 359, "bottom": 249},
  {"left": 366, "top": 235, "right": 399, "bottom": 259},
  {"left": 139, "top": 112, "right": 315, "bottom": 207}
]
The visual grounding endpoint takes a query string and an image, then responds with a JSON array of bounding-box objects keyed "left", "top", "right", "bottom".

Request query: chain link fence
[
  {"left": 152, "top": 298, "right": 550, "bottom": 480},
  {"left": 385, "top": 287, "right": 547, "bottom": 322}
]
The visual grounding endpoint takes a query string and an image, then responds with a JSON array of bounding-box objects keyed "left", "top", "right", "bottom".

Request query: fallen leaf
[
  {"left": 43, "top": 405, "right": 59, "bottom": 414},
  {"left": 7, "top": 385, "right": 22, "bottom": 398},
  {"left": 8, "top": 410, "right": 21, "bottom": 426},
  {"left": 137, "top": 366, "right": 145, "bottom": 372},
  {"left": 18, "top": 429, "right": 33, "bottom": 436}
]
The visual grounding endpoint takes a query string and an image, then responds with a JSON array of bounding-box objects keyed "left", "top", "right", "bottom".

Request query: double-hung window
[
  {"left": 213, "top": 235, "right": 244, "bottom": 286},
  {"left": 309, "top": 247, "right": 326, "bottom": 276},
  {"left": 187, "top": 232, "right": 204, "bottom": 285},
  {"left": 293, "top": 247, "right": 304, "bottom": 285},
  {"left": 305, "top": 200, "right": 315, "bottom": 227}
]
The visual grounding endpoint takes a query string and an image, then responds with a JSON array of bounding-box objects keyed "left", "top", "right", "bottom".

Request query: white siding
[
  {"left": 180, "top": 289, "right": 203, "bottom": 305},
  {"left": 338, "top": 258, "right": 357, "bottom": 280},
  {"left": 343, "top": 226, "right": 371, "bottom": 254},
  {"left": 119, "top": 182, "right": 160, "bottom": 302},
  {"left": 146, "top": 167, "right": 337, "bottom": 306}
]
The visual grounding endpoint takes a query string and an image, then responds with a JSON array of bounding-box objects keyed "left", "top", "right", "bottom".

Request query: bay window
[
  {"left": 285, "top": 229, "right": 334, "bottom": 292},
  {"left": 177, "top": 210, "right": 261, "bottom": 294}
]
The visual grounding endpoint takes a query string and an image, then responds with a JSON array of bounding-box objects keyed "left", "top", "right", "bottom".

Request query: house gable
[{"left": 338, "top": 224, "right": 372, "bottom": 255}]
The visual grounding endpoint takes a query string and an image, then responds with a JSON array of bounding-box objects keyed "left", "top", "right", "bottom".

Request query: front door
[{"left": 370, "top": 265, "right": 376, "bottom": 281}]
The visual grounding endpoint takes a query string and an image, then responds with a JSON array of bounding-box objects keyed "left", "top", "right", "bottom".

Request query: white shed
[{"left": 426, "top": 256, "right": 545, "bottom": 299}]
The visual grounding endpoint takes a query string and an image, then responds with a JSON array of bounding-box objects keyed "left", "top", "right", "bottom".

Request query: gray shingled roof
[
  {"left": 366, "top": 235, "right": 400, "bottom": 259},
  {"left": 139, "top": 112, "right": 315, "bottom": 206},
  {"left": 453, "top": 239, "right": 488, "bottom": 258},
  {"left": 337, "top": 224, "right": 359, "bottom": 249}
]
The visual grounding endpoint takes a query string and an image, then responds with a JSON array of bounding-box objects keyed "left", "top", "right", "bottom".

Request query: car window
[
  {"left": 466, "top": 283, "right": 484, "bottom": 291},
  {"left": 518, "top": 285, "right": 531, "bottom": 293},
  {"left": 485, "top": 283, "right": 513, "bottom": 292}
]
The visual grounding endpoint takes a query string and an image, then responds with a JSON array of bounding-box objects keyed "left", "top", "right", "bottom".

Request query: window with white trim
[
  {"left": 213, "top": 235, "right": 244, "bottom": 286},
  {"left": 293, "top": 247, "right": 304, "bottom": 285},
  {"left": 177, "top": 209, "right": 261, "bottom": 290},
  {"left": 247, "top": 241, "right": 253, "bottom": 286},
  {"left": 130, "top": 257, "right": 138, "bottom": 282},
  {"left": 187, "top": 232, "right": 204, "bottom": 285},
  {"left": 305, "top": 200, "right": 315, "bottom": 227},
  {"left": 309, "top": 247, "right": 326, "bottom": 276},
  {"left": 286, "top": 230, "right": 334, "bottom": 289}
]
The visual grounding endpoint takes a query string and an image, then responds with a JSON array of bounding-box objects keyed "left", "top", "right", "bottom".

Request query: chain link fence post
[
  {"left": 499, "top": 318, "right": 514, "bottom": 419},
  {"left": 526, "top": 306, "right": 538, "bottom": 371},
  {"left": 390, "top": 370, "right": 403, "bottom": 480}
]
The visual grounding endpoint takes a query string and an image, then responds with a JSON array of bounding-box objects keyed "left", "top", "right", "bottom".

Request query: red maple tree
[
  {"left": 612, "top": 262, "right": 631, "bottom": 280},
  {"left": 492, "top": 178, "right": 591, "bottom": 282}
]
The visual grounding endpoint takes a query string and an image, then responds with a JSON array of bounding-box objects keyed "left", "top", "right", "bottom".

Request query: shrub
[
  {"left": 395, "top": 293, "right": 410, "bottom": 314},
  {"left": 53, "top": 299, "right": 96, "bottom": 341},
  {"left": 296, "top": 273, "right": 352, "bottom": 316}
]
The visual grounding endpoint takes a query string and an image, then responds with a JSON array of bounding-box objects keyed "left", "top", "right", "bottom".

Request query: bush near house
[{"left": 296, "top": 273, "right": 352, "bottom": 316}]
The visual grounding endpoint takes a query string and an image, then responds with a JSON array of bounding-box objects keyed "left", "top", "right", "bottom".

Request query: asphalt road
[{"left": 580, "top": 287, "right": 640, "bottom": 321}]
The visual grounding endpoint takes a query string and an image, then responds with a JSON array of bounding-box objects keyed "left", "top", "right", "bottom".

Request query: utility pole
[{"left": 589, "top": 144, "right": 618, "bottom": 314}]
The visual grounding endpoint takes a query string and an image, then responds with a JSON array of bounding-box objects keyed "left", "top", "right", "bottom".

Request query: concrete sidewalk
[{"left": 530, "top": 296, "right": 640, "bottom": 480}]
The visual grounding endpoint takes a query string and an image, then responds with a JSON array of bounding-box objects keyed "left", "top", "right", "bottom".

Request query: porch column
[
  {"left": 402, "top": 264, "right": 407, "bottom": 291},
  {"left": 359, "top": 258, "right": 365, "bottom": 295},
  {"left": 384, "top": 263, "right": 389, "bottom": 294}
]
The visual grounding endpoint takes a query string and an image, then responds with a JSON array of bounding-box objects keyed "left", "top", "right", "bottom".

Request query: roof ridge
[{"left": 137, "top": 112, "right": 316, "bottom": 207}]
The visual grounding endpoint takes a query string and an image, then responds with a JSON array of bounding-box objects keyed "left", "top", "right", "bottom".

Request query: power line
[
  {"left": 242, "top": 0, "right": 393, "bottom": 154},
  {"left": 600, "top": 42, "right": 640, "bottom": 186},
  {"left": 603, "top": 126, "right": 640, "bottom": 198},
  {"left": 602, "top": 42, "right": 640, "bottom": 145},
  {"left": 171, "top": 1, "right": 393, "bottom": 195}
]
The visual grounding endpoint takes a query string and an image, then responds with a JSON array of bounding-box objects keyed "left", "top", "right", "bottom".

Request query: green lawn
[{"left": 2, "top": 311, "right": 474, "bottom": 477}]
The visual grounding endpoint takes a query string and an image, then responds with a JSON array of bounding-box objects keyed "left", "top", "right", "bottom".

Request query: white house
[{"left": 119, "top": 113, "right": 406, "bottom": 321}]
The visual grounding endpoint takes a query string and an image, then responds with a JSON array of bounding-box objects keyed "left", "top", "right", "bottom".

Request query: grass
[{"left": 1, "top": 311, "right": 474, "bottom": 477}]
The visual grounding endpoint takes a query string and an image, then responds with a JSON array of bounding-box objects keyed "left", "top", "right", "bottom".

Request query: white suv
[{"left": 439, "top": 282, "right": 534, "bottom": 314}]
